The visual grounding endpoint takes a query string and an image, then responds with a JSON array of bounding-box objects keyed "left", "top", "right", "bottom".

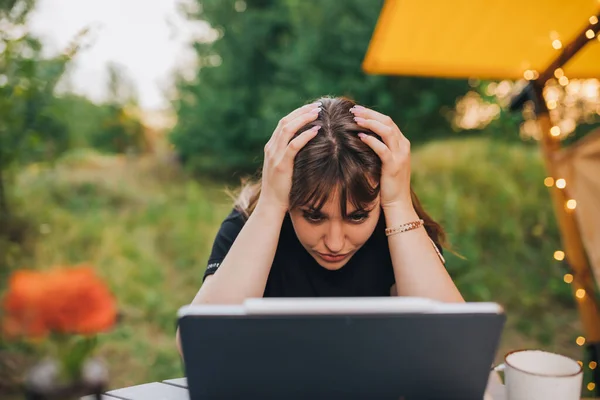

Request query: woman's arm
[
  {"left": 176, "top": 102, "right": 323, "bottom": 355},
  {"left": 385, "top": 205, "right": 464, "bottom": 303},
  {"left": 350, "top": 105, "right": 463, "bottom": 303},
  {"left": 192, "top": 203, "right": 286, "bottom": 305},
  {"left": 176, "top": 203, "right": 286, "bottom": 355}
]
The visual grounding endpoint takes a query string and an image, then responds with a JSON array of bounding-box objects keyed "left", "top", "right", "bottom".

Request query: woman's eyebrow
[{"left": 303, "top": 207, "right": 373, "bottom": 216}]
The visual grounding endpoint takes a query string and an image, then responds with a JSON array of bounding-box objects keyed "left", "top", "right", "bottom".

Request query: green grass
[{"left": 0, "top": 138, "right": 588, "bottom": 393}]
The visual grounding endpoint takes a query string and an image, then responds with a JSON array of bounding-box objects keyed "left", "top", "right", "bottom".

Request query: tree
[
  {"left": 0, "top": 0, "right": 74, "bottom": 223},
  {"left": 171, "top": 0, "right": 470, "bottom": 179},
  {"left": 88, "top": 63, "right": 145, "bottom": 154}
]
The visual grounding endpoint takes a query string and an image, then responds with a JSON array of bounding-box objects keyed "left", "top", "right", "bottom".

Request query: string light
[
  {"left": 588, "top": 383, "right": 596, "bottom": 391},
  {"left": 524, "top": 70, "right": 535, "bottom": 80},
  {"left": 539, "top": 57, "right": 598, "bottom": 362},
  {"left": 543, "top": 21, "right": 600, "bottom": 389},
  {"left": 554, "top": 68, "right": 564, "bottom": 78}
]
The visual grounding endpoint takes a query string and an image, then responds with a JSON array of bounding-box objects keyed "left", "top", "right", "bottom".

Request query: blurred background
[{"left": 1, "top": 0, "right": 599, "bottom": 396}]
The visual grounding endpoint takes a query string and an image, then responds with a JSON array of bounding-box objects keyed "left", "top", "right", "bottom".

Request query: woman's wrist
[
  {"left": 382, "top": 203, "right": 420, "bottom": 227},
  {"left": 254, "top": 199, "right": 289, "bottom": 222}
]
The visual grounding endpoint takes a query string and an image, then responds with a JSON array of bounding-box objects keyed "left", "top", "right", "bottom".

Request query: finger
[
  {"left": 353, "top": 117, "right": 399, "bottom": 152},
  {"left": 278, "top": 101, "right": 322, "bottom": 128},
  {"left": 350, "top": 106, "right": 396, "bottom": 128},
  {"left": 282, "top": 126, "right": 321, "bottom": 166},
  {"left": 351, "top": 106, "right": 407, "bottom": 139},
  {"left": 358, "top": 133, "right": 393, "bottom": 163},
  {"left": 276, "top": 106, "right": 321, "bottom": 149}
]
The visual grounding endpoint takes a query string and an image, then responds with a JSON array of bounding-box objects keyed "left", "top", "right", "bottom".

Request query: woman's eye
[
  {"left": 303, "top": 212, "right": 322, "bottom": 222},
  {"left": 349, "top": 214, "right": 368, "bottom": 223},
  {"left": 302, "top": 211, "right": 369, "bottom": 223}
]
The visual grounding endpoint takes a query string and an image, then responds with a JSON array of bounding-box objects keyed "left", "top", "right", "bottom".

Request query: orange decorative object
[{"left": 2, "top": 266, "right": 117, "bottom": 338}]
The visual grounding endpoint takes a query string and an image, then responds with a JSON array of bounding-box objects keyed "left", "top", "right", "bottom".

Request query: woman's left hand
[{"left": 350, "top": 105, "right": 413, "bottom": 211}]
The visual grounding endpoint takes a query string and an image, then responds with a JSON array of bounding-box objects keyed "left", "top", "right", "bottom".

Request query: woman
[{"left": 176, "top": 96, "right": 463, "bottom": 352}]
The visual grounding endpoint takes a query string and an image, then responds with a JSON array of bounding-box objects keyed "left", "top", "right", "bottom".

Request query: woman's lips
[{"left": 318, "top": 252, "right": 349, "bottom": 262}]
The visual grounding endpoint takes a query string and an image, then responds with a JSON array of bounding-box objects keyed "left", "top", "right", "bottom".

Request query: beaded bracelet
[
  {"left": 385, "top": 219, "right": 446, "bottom": 264},
  {"left": 385, "top": 219, "right": 424, "bottom": 236}
]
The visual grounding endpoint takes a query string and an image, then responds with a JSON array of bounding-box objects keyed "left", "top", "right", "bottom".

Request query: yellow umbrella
[
  {"left": 362, "top": 0, "right": 600, "bottom": 393},
  {"left": 363, "top": 0, "right": 600, "bottom": 80}
]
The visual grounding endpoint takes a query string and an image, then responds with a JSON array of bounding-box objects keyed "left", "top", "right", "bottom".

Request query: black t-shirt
[{"left": 204, "top": 207, "right": 443, "bottom": 297}]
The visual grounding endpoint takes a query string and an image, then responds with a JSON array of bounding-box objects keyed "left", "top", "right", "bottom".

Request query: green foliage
[
  {"left": 171, "top": 0, "right": 470, "bottom": 179},
  {"left": 0, "top": 0, "right": 72, "bottom": 226},
  {"left": 0, "top": 29, "right": 145, "bottom": 241},
  {"left": 50, "top": 65, "right": 146, "bottom": 154},
  {"left": 88, "top": 104, "right": 145, "bottom": 154},
  {"left": 46, "top": 94, "right": 110, "bottom": 149},
  {"left": 412, "top": 138, "right": 571, "bottom": 308},
  {"left": 1, "top": 2, "right": 145, "bottom": 229},
  {"left": 0, "top": 5, "right": 72, "bottom": 167},
  {"left": 87, "top": 64, "right": 145, "bottom": 154}
]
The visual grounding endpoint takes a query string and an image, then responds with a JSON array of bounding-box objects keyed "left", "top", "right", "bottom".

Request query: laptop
[{"left": 178, "top": 297, "right": 505, "bottom": 400}]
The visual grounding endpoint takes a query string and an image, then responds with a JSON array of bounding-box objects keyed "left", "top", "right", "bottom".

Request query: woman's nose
[{"left": 324, "top": 222, "right": 345, "bottom": 253}]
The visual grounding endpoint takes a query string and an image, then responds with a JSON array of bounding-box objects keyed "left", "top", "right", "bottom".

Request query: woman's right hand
[{"left": 258, "top": 101, "right": 322, "bottom": 213}]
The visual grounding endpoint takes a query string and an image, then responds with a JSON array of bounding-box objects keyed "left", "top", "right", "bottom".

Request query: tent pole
[
  {"left": 530, "top": 81, "right": 600, "bottom": 394},
  {"left": 537, "top": 11, "right": 600, "bottom": 84},
  {"left": 510, "top": 10, "right": 600, "bottom": 112},
  {"left": 506, "top": 11, "right": 600, "bottom": 394}
]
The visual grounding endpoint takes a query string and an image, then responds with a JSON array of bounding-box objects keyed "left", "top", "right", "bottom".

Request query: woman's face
[{"left": 288, "top": 188, "right": 381, "bottom": 270}]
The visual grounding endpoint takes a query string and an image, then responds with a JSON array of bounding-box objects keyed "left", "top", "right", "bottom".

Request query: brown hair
[{"left": 228, "top": 96, "right": 448, "bottom": 248}]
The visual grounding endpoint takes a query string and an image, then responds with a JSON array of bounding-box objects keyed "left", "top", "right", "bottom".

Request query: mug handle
[
  {"left": 492, "top": 363, "right": 506, "bottom": 372},
  {"left": 491, "top": 363, "right": 506, "bottom": 384}
]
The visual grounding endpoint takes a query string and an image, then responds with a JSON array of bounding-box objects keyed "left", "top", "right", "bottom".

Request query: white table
[{"left": 82, "top": 373, "right": 512, "bottom": 400}]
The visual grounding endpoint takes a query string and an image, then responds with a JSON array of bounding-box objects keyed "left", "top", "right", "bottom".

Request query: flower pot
[{"left": 24, "top": 358, "right": 108, "bottom": 400}]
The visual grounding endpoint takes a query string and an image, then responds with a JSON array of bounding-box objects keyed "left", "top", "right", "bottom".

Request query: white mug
[{"left": 494, "top": 349, "right": 583, "bottom": 400}]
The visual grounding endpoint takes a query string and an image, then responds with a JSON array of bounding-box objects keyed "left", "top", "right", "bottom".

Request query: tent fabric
[
  {"left": 362, "top": 0, "right": 600, "bottom": 80},
  {"left": 555, "top": 129, "right": 600, "bottom": 288}
]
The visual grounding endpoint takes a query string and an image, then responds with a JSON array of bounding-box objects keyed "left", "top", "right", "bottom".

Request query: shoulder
[
  {"left": 204, "top": 207, "right": 248, "bottom": 279},
  {"left": 212, "top": 207, "right": 247, "bottom": 244},
  {"left": 221, "top": 206, "right": 247, "bottom": 228}
]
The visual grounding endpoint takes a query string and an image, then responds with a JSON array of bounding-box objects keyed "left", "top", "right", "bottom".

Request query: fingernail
[
  {"left": 312, "top": 107, "right": 322, "bottom": 113},
  {"left": 353, "top": 105, "right": 364, "bottom": 109},
  {"left": 354, "top": 116, "right": 364, "bottom": 123},
  {"left": 349, "top": 107, "right": 357, "bottom": 113},
  {"left": 358, "top": 133, "right": 367, "bottom": 139},
  {"left": 312, "top": 101, "right": 323, "bottom": 106}
]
